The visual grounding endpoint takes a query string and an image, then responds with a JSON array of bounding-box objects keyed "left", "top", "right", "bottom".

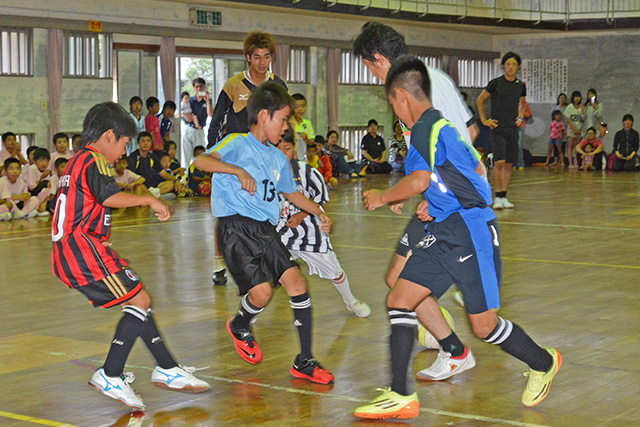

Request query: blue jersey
[
  {"left": 406, "top": 108, "right": 492, "bottom": 221},
  {"left": 207, "top": 132, "right": 297, "bottom": 225}
]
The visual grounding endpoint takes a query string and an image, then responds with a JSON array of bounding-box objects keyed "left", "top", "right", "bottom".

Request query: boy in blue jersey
[
  {"left": 194, "top": 82, "right": 334, "bottom": 385},
  {"left": 355, "top": 56, "right": 561, "bottom": 419}
]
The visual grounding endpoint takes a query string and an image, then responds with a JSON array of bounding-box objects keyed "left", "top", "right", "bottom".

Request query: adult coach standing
[
  {"left": 182, "top": 77, "right": 213, "bottom": 166},
  {"left": 476, "top": 52, "right": 526, "bottom": 209}
]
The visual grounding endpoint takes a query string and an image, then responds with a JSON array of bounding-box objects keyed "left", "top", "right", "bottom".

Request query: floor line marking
[
  {"left": 0, "top": 411, "right": 79, "bottom": 427},
  {"left": 84, "top": 359, "right": 548, "bottom": 427}
]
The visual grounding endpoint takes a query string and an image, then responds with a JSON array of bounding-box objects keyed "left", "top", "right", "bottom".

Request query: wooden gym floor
[{"left": 0, "top": 167, "right": 638, "bottom": 427}]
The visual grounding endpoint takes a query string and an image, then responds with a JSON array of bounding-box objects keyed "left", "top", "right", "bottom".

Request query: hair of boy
[
  {"left": 552, "top": 110, "right": 562, "bottom": 120},
  {"left": 586, "top": 127, "right": 597, "bottom": 135},
  {"left": 623, "top": 114, "right": 634, "bottom": 123},
  {"left": 385, "top": 55, "right": 432, "bottom": 101},
  {"left": 4, "top": 157, "right": 20, "bottom": 170},
  {"left": 117, "top": 154, "right": 128, "bottom": 163},
  {"left": 367, "top": 119, "right": 379, "bottom": 127},
  {"left": 129, "top": 96, "right": 143, "bottom": 107},
  {"left": 33, "top": 147, "right": 51, "bottom": 161},
  {"left": 164, "top": 140, "right": 177, "bottom": 151},
  {"left": 246, "top": 82, "right": 295, "bottom": 127},
  {"left": 326, "top": 130, "right": 338, "bottom": 140},
  {"left": 137, "top": 131, "right": 152, "bottom": 143},
  {"left": 157, "top": 150, "right": 171, "bottom": 160},
  {"left": 353, "top": 21, "right": 408, "bottom": 63},
  {"left": 281, "top": 127, "right": 295, "bottom": 144},
  {"left": 2, "top": 131, "right": 16, "bottom": 142},
  {"left": 53, "top": 132, "right": 68, "bottom": 145},
  {"left": 501, "top": 51, "right": 521, "bottom": 66},
  {"left": 243, "top": 30, "right": 276, "bottom": 57},
  {"left": 570, "top": 91, "right": 582, "bottom": 104},
  {"left": 162, "top": 101, "right": 177, "bottom": 112},
  {"left": 192, "top": 77, "right": 205, "bottom": 87},
  {"left": 146, "top": 96, "right": 160, "bottom": 110},
  {"left": 306, "top": 143, "right": 317, "bottom": 152},
  {"left": 292, "top": 93, "right": 306, "bottom": 103},
  {"left": 54, "top": 157, "right": 68, "bottom": 169},
  {"left": 71, "top": 133, "right": 81, "bottom": 140},
  {"left": 193, "top": 145, "right": 205, "bottom": 156},
  {"left": 180, "top": 91, "right": 191, "bottom": 99},
  {"left": 26, "top": 145, "right": 38, "bottom": 156},
  {"left": 313, "top": 135, "right": 326, "bottom": 145},
  {"left": 79, "top": 102, "right": 138, "bottom": 149}
]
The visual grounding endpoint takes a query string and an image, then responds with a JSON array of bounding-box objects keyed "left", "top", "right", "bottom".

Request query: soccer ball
[
  {"left": 198, "top": 181, "right": 212, "bottom": 196},
  {"left": 328, "top": 177, "right": 338, "bottom": 189},
  {"left": 416, "top": 306, "right": 456, "bottom": 350}
]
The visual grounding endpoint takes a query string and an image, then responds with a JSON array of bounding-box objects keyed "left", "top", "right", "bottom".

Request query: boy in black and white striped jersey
[{"left": 275, "top": 128, "right": 371, "bottom": 318}]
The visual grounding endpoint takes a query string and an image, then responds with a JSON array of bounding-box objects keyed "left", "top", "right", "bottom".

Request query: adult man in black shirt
[
  {"left": 477, "top": 52, "right": 527, "bottom": 209},
  {"left": 360, "top": 119, "right": 392, "bottom": 174},
  {"left": 612, "top": 114, "right": 639, "bottom": 172}
]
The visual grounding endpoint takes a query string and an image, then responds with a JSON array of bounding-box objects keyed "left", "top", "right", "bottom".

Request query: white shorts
[{"left": 289, "top": 249, "right": 342, "bottom": 280}]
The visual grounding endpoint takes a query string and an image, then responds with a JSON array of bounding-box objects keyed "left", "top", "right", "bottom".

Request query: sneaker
[
  {"left": 416, "top": 347, "right": 476, "bottom": 381},
  {"left": 453, "top": 291, "right": 465, "bottom": 307},
  {"left": 349, "top": 172, "right": 359, "bottom": 178},
  {"left": 89, "top": 368, "right": 145, "bottom": 410},
  {"left": 26, "top": 210, "right": 38, "bottom": 218},
  {"left": 226, "top": 318, "right": 262, "bottom": 364},
  {"left": 212, "top": 268, "right": 227, "bottom": 286},
  {"left": 290, "top": 355, "right": 334, "bottom": 384},
  {"left": 151, "top": 365, "right": 211, "bottom": 393},
  {"left": 353, "top": 387, "right": 419, "bottom": 419},
  {"left": 36, "top": 210, "right": 51, "bottom": 217},
  {"left": 12, "top": 209, "right": 24, "bottom": 219},
  {"left": 0, "top": 212, "right": 11, "bottom": 221},
  {"left": 492, "top": 197, "right": 504, "bottom": 210},
  {"left": 161, "top": 192, "right": 177, "bottom": 201},
  {"left": 346, "top": 299, "right": 371, "bottom": 318},
  {"left": 148, "top": 187, "right": 161, "bottom": 198},
  {"left": 521, "top": 348, "right": 562, "bottom": 407},
  {"left": 501, "top": 197, "right": 514, "bottom": 209}
]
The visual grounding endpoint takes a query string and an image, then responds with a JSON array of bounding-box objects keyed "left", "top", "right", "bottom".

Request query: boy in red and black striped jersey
[{"left": 51, "top": 102, "right": 210, "bottom": 411}]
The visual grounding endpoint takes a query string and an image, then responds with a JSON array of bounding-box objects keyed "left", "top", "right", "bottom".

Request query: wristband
[{"left": 517, "top": 117, "right": 523, "bottom": 121}]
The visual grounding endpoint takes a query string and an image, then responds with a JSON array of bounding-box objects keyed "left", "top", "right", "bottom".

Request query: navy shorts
[
  {"left": 396, "top": 214, "right": 429, "bottom": 257},
  {"left": 491, "top": 127, "right": 519, "bottom": 164},
  {"left": 399, "top": 208, "right": 502, "bottom": 314},
  {"left": 77, "top": 267, "right": 143, "bottom": 308},
  {"left": 218, "top": 215, "right": 298, "bottom": 295}
]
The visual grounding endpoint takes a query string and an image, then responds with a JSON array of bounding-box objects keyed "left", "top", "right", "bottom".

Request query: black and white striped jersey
[{"left": 276, "top": 160, "right": 332, "bottom": 253}]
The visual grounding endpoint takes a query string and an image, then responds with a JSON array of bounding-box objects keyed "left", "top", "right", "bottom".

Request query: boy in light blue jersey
[
  {"left": 355, "top": 56, "right": 561, "bottom": 420},
  {"left": 194, "top": 82, "right": 334, "bottom": 385}
]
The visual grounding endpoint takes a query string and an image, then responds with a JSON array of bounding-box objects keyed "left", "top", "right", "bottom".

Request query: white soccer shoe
[
  {"left": 492, "top": 198, "right": 504, "bottom": 210},
  {"left": 89, "top": 368, "right": 145, "bottom": 410},
  {"left": 347, "top": 299, "right": 371, "bottom": 318},
  {"left": 501, "top": 197, "right": 514, "bottom": 209},
  {"left": 416, "top": 347, "right": 476, "bottom": 381},
  {"left": 151, "top": 365, "right": 211, "bottom": 393}
]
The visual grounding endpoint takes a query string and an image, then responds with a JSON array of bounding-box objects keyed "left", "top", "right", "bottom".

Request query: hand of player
[
  {"left": 515, "top": 117, "right": 523, "bottom": 126},
  {"left": 482, "top": 118, "right": 498, "bottom": 129},
  {"left": 416, "top": 200, "right": 434, "bottom": 222},
  {"left": 149, "top": 198, "right": 171, "bottom": 221},
  {"left": 317, "top": 213, "right": 331, "bottom": 233},
  {"left": 286, "top": 212, "right": 307, "bottom": 229},
  {"left": 237, "top": 168, "right": 256, "bottom": 195},
  {"left": 389, "top": 202, "right": 404, "bottom": 215},
  {"left": 102, "top": 241, "right": 113, "bottom": 247},
  {"left": 42, "top": 170, "right": 52, "bottom": 179},
  {"left": 362, "top": 189, "right": 385, "bottom": 211}
]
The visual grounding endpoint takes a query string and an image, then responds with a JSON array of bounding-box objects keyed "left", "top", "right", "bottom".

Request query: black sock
[
  {"left": 138, "top": 309, "right": 178, "bottom": 369},
  {"left": 484, "top": 317, "right": 553, "bottom": 372},
  {"left": 438, "top": 332, "right": 465, "bottom": 357},
  {"left": 290, "top": 293, "right": 312, "bottom": 360},
  {"left": 103, "top": 306, "right": 146, "bottom": 377},
  {"left": 388, "top": 308, "right": 417, "bottom": 396},
  {"left": 496, "top": 191, "right": 506, "bottom": 198},
  {"left": 231, "top": 294, "right": 264, "bottom": 332}
]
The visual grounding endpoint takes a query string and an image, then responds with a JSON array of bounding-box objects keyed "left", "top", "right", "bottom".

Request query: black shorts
[
  {"left": 396, "top": 214, "right": 429, "bottom": 257},
  {"left": 490, "top": 127, "right": 519, "bottom": 164},
  {"left": 399, "top": 209, "right": 502, "bottom": 315},
  {"left": 77, "top": 267, "right": 143, "bottom": 308},
  {"left": 218, "top": 215, "right": 298, "bottom": 295}
]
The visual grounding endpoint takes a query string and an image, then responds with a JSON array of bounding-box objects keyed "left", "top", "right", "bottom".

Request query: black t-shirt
[
  {"left": 190, "top": 96, "right": 209, "bottom": 130},
  {"left": 485, "top": 75, "right": 526, "bottom": 129},
  {"left": 361, "top": 133, "right": 386, "bottom": 160},
  {"left": 127, "top": 150, "right": 162, "bottom": 181}
]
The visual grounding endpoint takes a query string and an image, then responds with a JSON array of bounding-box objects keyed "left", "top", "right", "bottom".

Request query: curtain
[
  {"left": 47, "top": 29, "right": 64, "bottom": 148},
  {"left": 273, "top": 43, "right": 290, "bottom": 80},
  {"left": 326, "top": 48, "right": 341, "bottom": 132},
  {"left": 160, "top": 36, "right": 176, "bottom": 102}
]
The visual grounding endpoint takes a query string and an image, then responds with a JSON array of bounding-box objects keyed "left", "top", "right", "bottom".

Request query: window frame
[
  {"left": 339, "top": 49, "right": 383, "bottom": 86},
  {"left": 457, "top": 57, "right": 498, "bottom": 88},
  {"left": 0, "top": 27, "right": 33, "bottom": 77},
  {"left": 286, "top": 46, "right": 308, "bottom": 84},
  {"left": 63, "top": 31, "right": 113, "bottom": 79}
]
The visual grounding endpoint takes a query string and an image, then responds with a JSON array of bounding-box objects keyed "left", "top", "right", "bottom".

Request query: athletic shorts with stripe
[
  {"left": 396, "top": 214, "right": 429, "bottom": 257},
  {"left": 289, "top": 249, "right": 342, "bottom": 280},
  {"left": 77, "top": 267, "right": 143, "bottom": 308},
  {"left": 218, "top": 214, "right": 298, "bottom": 295},
  {"left": 399, "top": 208, "right": 502, "bottom": 314}
]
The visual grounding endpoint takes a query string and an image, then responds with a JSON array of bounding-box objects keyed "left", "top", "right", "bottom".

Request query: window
[
  {"left": 458, "top": 58, "right": 497, "bottom": 88},
  {"left": 417, "top": 55, "right": 442, "bottom": 70},
  {"left": 287, "top": 46, "right": 308, "bottom": 83},
  {"left": 64, "top": 32, "right": 112, "bottom": 78},
  {"left": 0, "top": 27, "right": 32, "bottom": 76},
  {"left": 339, "top": 126, "right": 384, "bottom": 160},
  {"left": 13, "top": 133, "right": 35, "bottom": 158},
  {"left": 339, "top": 50, "right": 382, "bottom": 85}
]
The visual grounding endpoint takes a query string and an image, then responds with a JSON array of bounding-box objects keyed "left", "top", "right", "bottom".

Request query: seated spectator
[
  {"left": 47, "top": 157, "right": 68, "bottom": 212},
  {"left": 612, "top": 114, "right": 639, "bottom": 172},
  {"left": 127, "top": 131, "right": 174, "bottom": 197},
  {"left": 157, "top": 151, "right": 190, "bottom": 197},
  {"left": 309, "top": 140, "right": 338, "bottom": 189},
  {"left": 113, "top": 155, "right": 148, "bottom": 195},
  {"left": 71, "top": 134, "right": 82, "bottom": 154},
  {"left": 24, "top": 148, "right": 51, "bottom": 199},
  {"left": 360, "top": 119, "right": 392, "bottom": 174},
  {"left": 164, "top": 140, "right": 186, "bottom": 177},
  {"left": 22, "top": 146, "right": 38, "bottom": 176},
  {"left": 187, "top": 145, "right": 211, "bottom": 195},
  {"left": 576, "top": 127, "right": 604, "bottom": 171},
  {"left": 0, "top": 132, "right": 27, "bottom": 175},
  {"left": 49, "top": 132, "right": 73, "bottom": 171},
  {"left": 325, "top": 130, "right": 361, "bottom": 178},
  {"left": 0, "top": 158, "right": 48, "bottom": 219},
  {"left": 388, "top": 120, "right": 407, "bottom": 173}
]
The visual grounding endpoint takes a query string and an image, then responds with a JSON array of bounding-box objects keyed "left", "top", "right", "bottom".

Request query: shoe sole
[
  {"left": 89, "top": 381, "right": 145, "bottom": 410},
  {"left": 226, "top": 319, "right": 262, "bottom": 364},
  {"left": 290, "top": 367, "right": 334, "bottom": 384},
  {"left": 416, "top": 355, "right": 476, "bottom": 381},
  {"left": 152, "top": 381, "right": 210, "bottom": 394},
  {"left": 354, "top": 404, "right": 420, "bottom": 419},
  {"left": 522, "top": 349, "right": 563, "bottom": 407}
]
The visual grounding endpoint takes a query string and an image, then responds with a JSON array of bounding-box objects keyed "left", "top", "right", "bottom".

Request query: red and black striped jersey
[{"left": 51, "top": 146, "right": 124, "bottom": 288}]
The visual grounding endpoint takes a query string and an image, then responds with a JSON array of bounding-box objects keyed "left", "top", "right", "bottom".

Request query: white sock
[
  {"left": 331, "top": 271, "right": 356, "bottom": 305},
  {"left": 213, "top": 255, "right": 226, "bottom": 272}
]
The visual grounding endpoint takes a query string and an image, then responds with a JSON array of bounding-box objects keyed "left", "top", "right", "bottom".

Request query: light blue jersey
[{"left": 207, "top": 132, "right": 297, "bottom": 225}]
